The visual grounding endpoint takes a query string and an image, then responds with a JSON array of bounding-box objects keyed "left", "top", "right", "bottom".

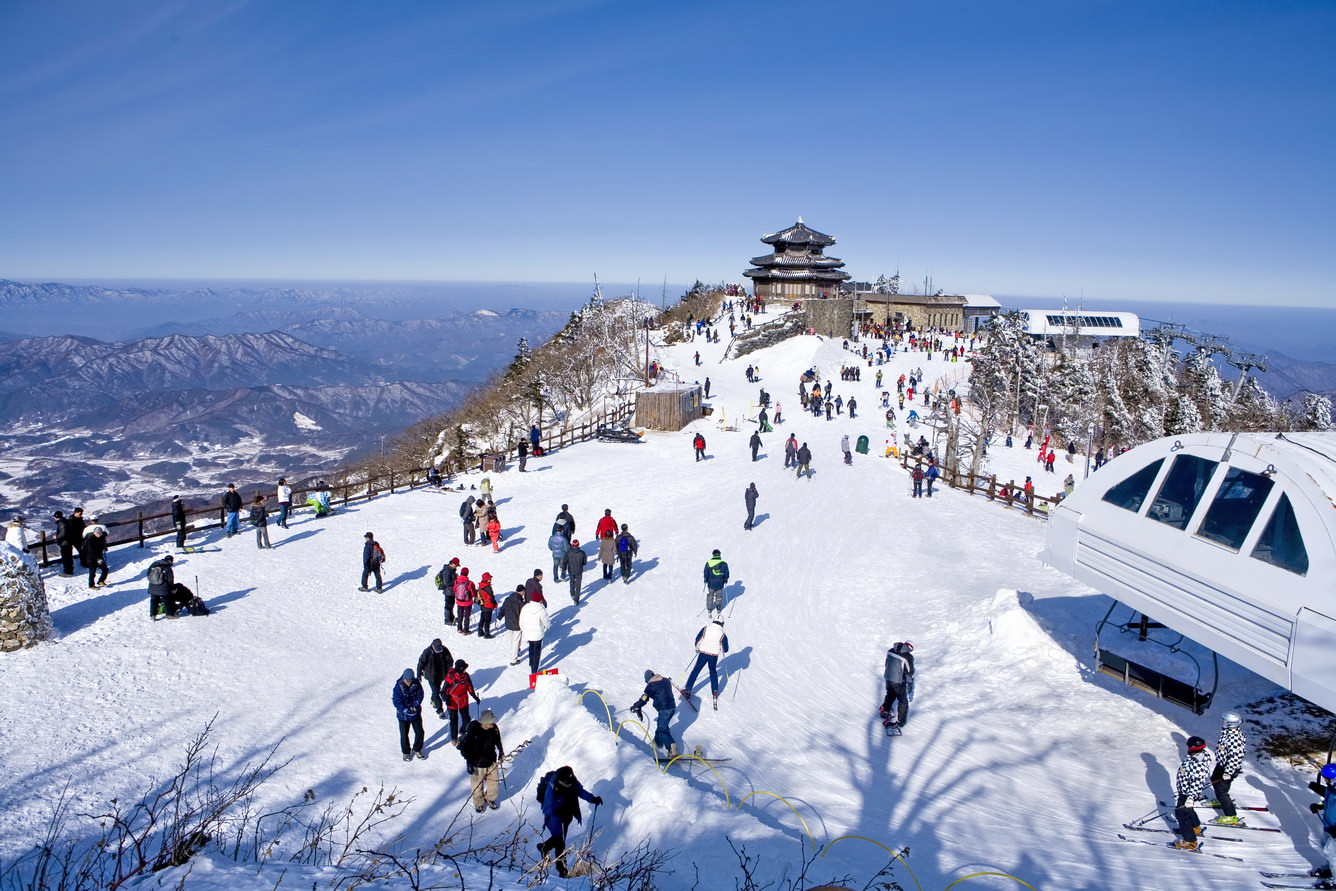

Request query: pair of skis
[{"left": 1259, "top": 873, "right": 1334, "bottom": 890}]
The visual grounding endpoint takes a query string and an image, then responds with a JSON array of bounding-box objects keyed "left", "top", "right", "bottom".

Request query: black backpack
[{"left": 536, "top": 769, "right": 556, "bottom": 804}]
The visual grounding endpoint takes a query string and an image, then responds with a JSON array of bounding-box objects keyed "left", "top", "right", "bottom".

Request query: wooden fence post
[{"left": 38, "top": 531, "right": 51, "bottom": 568}]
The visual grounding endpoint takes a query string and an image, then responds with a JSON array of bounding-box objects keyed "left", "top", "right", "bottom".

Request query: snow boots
[{"left": 1171, "top": 839, "right": 1198, "bottom": 851}]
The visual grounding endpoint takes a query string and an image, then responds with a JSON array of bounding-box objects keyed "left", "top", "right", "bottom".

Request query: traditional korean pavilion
[{"left": 743, "top": 218, "right": 851, "bottom": 300}]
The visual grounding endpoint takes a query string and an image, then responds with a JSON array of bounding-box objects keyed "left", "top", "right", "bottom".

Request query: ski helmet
[
  {"left": 1321, "top": 764, "right": 1336, "bottom": 781},
  {"left": 1186, "top": 736, "right": 1207, "bottom": 752},
  {"left": 1220, "top": 712, "right": 1241, "bottom": 728}
]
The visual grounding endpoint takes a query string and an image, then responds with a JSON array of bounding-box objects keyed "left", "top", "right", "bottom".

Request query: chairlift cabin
[{"left": 1041, "top": 432, "right": 1336, "bottom": 714}]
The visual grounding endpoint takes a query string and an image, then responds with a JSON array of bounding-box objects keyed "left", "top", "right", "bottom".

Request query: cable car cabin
[{"left": 1042, "top": 432, "right": 1336, "bottom": 713}]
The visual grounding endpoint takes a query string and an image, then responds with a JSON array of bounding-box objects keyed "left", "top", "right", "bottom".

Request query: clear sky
[{"left": 2, "top": 0, "right": 1333, "bottom": 306}]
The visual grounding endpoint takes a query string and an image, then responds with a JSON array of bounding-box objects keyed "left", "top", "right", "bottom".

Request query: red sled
[
  {"left": 533, "top": 445, "right": 545, "bottom": 457},
  {"left": 529, "top": 668, "right": 559, "bottom": 689}
]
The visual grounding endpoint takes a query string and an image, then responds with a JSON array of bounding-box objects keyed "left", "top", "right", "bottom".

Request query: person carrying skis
[
  {"left": 880, "top": 641, "right": 915, "bottom": 731},
  {"left": 416, "top": 637, "right": 453, "bottom": 718},
  {"left": 682, "top": 620, "right": 729, "bottom": 709},
  {"left": 458, "top": 708, "right": 504, "bottom": 813},
  {"left": 615, "top": 524, "right": 638, "bottom": 583},
  {"left": 1171, "top": 735, "right": 1215, "bottom": 850},
  {"left": 1210, "top": 712, "right": 1246, "bottom": 825},
  {"left": 693, "top": 432, "right": 706, "bottom": 462},
  {"left": 453, "top": 567, "right": 477, "bottom": 634},
  {"left": 703, "top": 549, "right": 729, "bottom": 619},
  {"left": 476, "top": 572, "right": 497, "bottom": 638},
  {"left": 444, "top": 658, "right": 481, "bottom": 745},
  {"left": 1307, "top": 763, "right": 1336, "bottom": 883},
  {"left": 564, "top": 539, "right": 587, "bottom": 604},
  {"left": 743, "top": 483, "right": 759, "bottom": 531},
  {"left": 631, "top": 670, "right": 679, "bottom": 758},
  {"left": 393, "top": 668, "right": 425, "bottom": 762},
  {"left": 537, "top": 766, "right": 603, "bottom": 878},
  {"left": 439, "top": 557, "right": 460, "bottom": 624},
  {"left": 547, "top": 523, "right": 570, "bottom": 582}
]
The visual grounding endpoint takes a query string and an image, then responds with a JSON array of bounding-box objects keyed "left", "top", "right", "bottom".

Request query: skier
[
  {"left": 476, "top": 572, "right": 497, "bottom": 638},
  {"left": 749, "top": 430, "right": 762, "bottom": 461},
  {"left": 1171, "top": 735, "right": 1215, "bottom": 850},
  {"left": 682, "top": 620, "right": 729, "bottom": 709},
  {"left": 615, "top": 524, "right": 638, "bottom": 583},
  {"left": 703, "top": 549, "right": 729, "bottom": 619},
  {"left": 1211, "top": 712, "right": 1246, "bottom": 825},
  {"left": 743, "top": 483, "right": 759, "bottom": 531},
  {"left": 500, "top": 584, "right": 527, "bottom": 665},
  {"left": 438, "top": 557, "right": 460, "bottom": 624},
  {"left": 393, "top": 668, "right": 425, "bottom": 762},
  {"left": 1307, "top": 763, "right": 1336, "bottom": 883},
  {"left": 416, "top": 638, "right": 452, "bottom": 718},
  {"left": 458, "top": 708, "right": 505, "bottom": 812},
  {"left": 693, "top": 432, "right": 707, "bottom": 462},
  {"left": 564, "top": 539, "right": 588, "bottom": 604},
  {"left": 519, "top": 590, "right": 551, "bottom": 674},
  {"left": 631, "top": 670, "right": 679, "bottom": 758},
  {"left": 547, "top": 523, "right": 570, "bottom": 582},
  {"left": 359, "top": 532, "right": 385, "bottom": 592},
  {"left": 795, "top": 442, "right": 813, "bottom": 479},
  {"left": 453, "top": 567, "right": 477, "bottom": 634},
  {"left": 444, "top": 658, "right": 481, "bottom": 745},
  {"left": 880, "top": 641, "right": 915, "bottom": 733},
  {"left": 147, "top": 554, "right": 175, "bottom": 619},
  {"left": 537, "top": 766, "right": 603, "bottom": 878},
  {"left": 841, "top": 434, "right": 852, "bottom": 465}
]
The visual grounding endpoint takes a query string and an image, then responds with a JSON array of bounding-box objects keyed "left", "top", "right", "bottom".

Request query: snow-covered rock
[{"left": 0, "top": 541, "right": 52, "bottom": 651}]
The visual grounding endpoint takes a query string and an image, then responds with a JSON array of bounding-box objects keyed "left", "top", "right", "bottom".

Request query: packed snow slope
[{"left": 0, "top": 310, "right": 1324, "bottom": 890}]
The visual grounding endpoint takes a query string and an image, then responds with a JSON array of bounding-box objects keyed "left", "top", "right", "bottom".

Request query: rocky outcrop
[
  {"left": 0, "top": 540, "right": 52, "bottom": 652},
  {"left": 730, "top": 315, "right": 807, "bottom": 359}
]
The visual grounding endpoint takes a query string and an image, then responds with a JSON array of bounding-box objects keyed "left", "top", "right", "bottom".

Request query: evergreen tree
[
  {"left": 1298, "top": 392, "right": 1333, "bottom": 431},
  {"left": 1046, "top": 357, "right": 1097, "bottom": 444},
  {"left": 1181, "top": 349, "right": 1230, "bottom": 431}
]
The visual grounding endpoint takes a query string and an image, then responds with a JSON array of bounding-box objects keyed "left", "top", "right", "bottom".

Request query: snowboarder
[
  {"left": 880, "top": 641, "right": 915, "bottom": 733},
  {"left": 703, "top": 549, "right": 729, "bottom": 619},
  {"left": 564, "top": 538, "right": 587, "bottom": 604},
  {"left": 631, "top": 670, "right": 679, "bottom": 757},
  {"left": 615, "top": 524, "right": 638, "bottom": 583},
  {"left": 147, "top": 554, "right": 175, "bottom": 619},
  {"left": 682, "top": 620, "right": 729, "bottom": 709},
  {"left": 749, "top": 430, "right": 762, "bottom": 461},
  {"left": 795, "top": 442, "right": 812, "bottom": 479},
  {"left": 476, "top": 572, "right": 497, "bottom": 637},
  {"left": 743, "top": 483, "right": 758, "bottom": 531},
  {"left": 458, "top": 708, "right": 504, "bottom": 812},
  {"left": 1307, "top": 763, "right": 1336, "bottom": 883},
  {"left": 444, "top": 658, "right": 481, "bottom": 744},
  {"left": 416, "top": 638, "right": 453, "bottom": 718},
  {"left": 693, "top": 432, "right": 706, "bottom": 462},
  {"left": 519, "top": 590, "right": 551, "bottom": 674},
  {"left": 537, "top": 766, "right": 602, "bottom": 878},
  {"left": 1171, "top": 735, "right": 1215, "bottom": 850},
  {"left": 500, "top": 584, "right": 526, "bottom": 665},
  {"left": 360, "top": 532, "right": 385, "bottom": 592},
  {"left": 453, "top": 567, "right": 477, "bottom": 634},
  {"left": 1211, "top": 712, "right": 1246, "bottom": 825},
  {"left": 439, "top": 557, "right": 460, "bottom": 624},
  {"left": 393, "top": 668, "right": 425, "bottom": 762}
]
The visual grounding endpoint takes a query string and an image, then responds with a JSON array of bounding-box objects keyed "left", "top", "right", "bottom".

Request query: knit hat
[
  {"left": 454, "top": 659, "right": 468, "bottom": 670},
  {"left": 479, "top": 709, "right": 496, "bottom": 725},
  {"left": 431, "top": 639, "right": 444, "bottom": 653},
  {"left": 401, "top": 669, "right": 415, "bottom": 681},
  {"left": 644, "top": 669, "right": 654, "bottom": 682},
  {"left": 450, "top": 557, "right": 460, "bottom": 565},
  {"left": 1186, "top": 735, "right": 1207, "bottom": 752}
]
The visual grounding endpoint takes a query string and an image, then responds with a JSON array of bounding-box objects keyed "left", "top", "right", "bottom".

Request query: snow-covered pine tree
[
  {"left": 1227, "top": 376, "right": 1286, "bottom": 430},
  {"left": 1045, "top": 357, "right": 1098, "bottom": 445},
  {"left": 1298, "top": 392, "right": 1333, "bottom": 431},
  {"left": 1181, "top": 348, "right": 1230, "bottom": 431}
]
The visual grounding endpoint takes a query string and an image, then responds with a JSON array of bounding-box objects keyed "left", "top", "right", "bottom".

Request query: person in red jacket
[
  {"left": 476, "top": 572, "right": 497, "bottom": 638},
  {"left": 444, "top": 658, "right": 481, "bottom": 745},
  {"left": 693, "top": 432, "right": 706, "bottom": 462},
  {"left": 594, "top": 509, "right": 618, "bottom": 540}
]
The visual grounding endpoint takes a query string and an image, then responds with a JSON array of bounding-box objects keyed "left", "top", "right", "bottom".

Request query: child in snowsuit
[
  {"left": 1211, "top": 712, "right": 1246, "bottom": 825},
  {"left": 1172, "top": 736, "right": 1215, "bottom": 850}
]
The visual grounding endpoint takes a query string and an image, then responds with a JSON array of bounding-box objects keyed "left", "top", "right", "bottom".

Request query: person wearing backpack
[
  {"left": 537, "top": 766, "right": 603, "bottom": 878},
  {"left": 476, "top": 572, "right": 498, "bottom": 638},
  {"left": 693, "top": 432, "right": 706, "bottom": 462},
  {"left": 392, "top": 668, "right": 426, "bottom": 762},
  {"left": 438, "top": 558, "right": 460, "bottom": 624},
  {"left": 783, "top": 434, "right": 798, "bottom": 468},
  {"left": 598, "top": 530, "right": 617, "bottom": 581},
  {"left": 880, "top": 641, "right": 916, "bottom": 732},
  {"left": 555, "top": 505, "right": 576, "bottom": 541},
  {"left": 564, "top": 539, "right": 587, "bottom": 605},
  {"left": 147, "top": 554, "right": 175, "bottom": 619},
  {"left": 453, "top": 568, "right": 477, "bottom": 635},
  {"left": 444, "top": 659, "right": 480, "bottom": 745},
  {"left": 458, "top": 708, "right": 504, "bottom": 812},
  {"left": 911, "top": 464, "right": 925, "bottom": 498},
  {"left": 416, "top": 638, "right": 453, "bottom": 718},
  {"left": 631, "top": 670, "right": 679, "bottom": 758},
  {"left": 614, "top": 524, "right": 638, "bottom": 583},
  {"left": 702, "top": 550, "right": 729, "bottom": 619},
  {"left": 547, "top": 524, "right": 569, "bottom": 582},
  {"left": 500, "top": 584, "right": 527, "bottom": 665},
  {"left": 359, "top": 532, "right": 385, "bottom": 592}
]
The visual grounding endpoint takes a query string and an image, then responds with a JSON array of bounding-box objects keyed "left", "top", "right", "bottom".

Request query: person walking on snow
[
  {"left": 500, "top": 584, "right": 527, "bottom": 665},
  {"left": 683, "top": 620, "right": 730, "bottom": 708},
  {"left": 360, "top": 532, "right": 385, "bottom": 592},
  {"left": 784, "top": 434, "right": 798, "bottom": 468},
  {"left": 564, "top": 538, "right": 587, "bottom": 604},
  {"left": 631, "top": 670, "right": 679, "bottom": 758},
  {"left": 453, "top": 567, "right": 477, "bottom": 634},
  {"left": 170, "top": 496, "right": 188, "bottom": 550},
  {"left": 416, "top": 638, "right": 453, "bottom": 718},
  {"left": 439, "top": 557, "right": 460, "bottom": 624},
  {"left": 547, "top": 524, "right": 569, "bottom": 582},
  {"left": 249, "top": 494, "right": 271, "bottom": 548},
  {"left": 1211, "top": 712, "right": 1247, "bottom": 825},
  {"left": 221, "top": 483, "right": 242, "bottom": 537},
  {"left": 444, "top": 658, "right": 481, "bottom": 744},
  {"left": 693, "top": 431, "right": 707, "bottom": 461},
  {"left": 925, "top": 459, "right": 940, "bottom": 497},
  {"left": 537, "top": 766, "right": 603, "bottom": 878},
  {"left": 911, "top": 464, "right": 925, "bottom": 498},
  {"left": 459, "top": 496, "right": 476, "bottom": 546},
  {"left": 458, "top": 708, "right": 504, "bottom": 812},
  {"left": 1171, "top": 735, "right": 1216, "bottom": 850},
  {"left": 880, "top": 641, "right": 915, "bottom": 731},
  {"left": 615, "top": 524, "right": 638, "bottom": 583},
  {"left": 476, "top": 572, "right": 497, "bottom": 637},
  {"left": 703, "top": 549, "right": 729, "bottom": 619},
  {"left": 393, "top": 669, "right": 425, "bottom": 762},
  {"left": 486, "top": 514, "right": 502, "bottom": 551},
  {"left": 749, "top": 429, "right": 762, "bottom": 461},
  {"left": 519, "top": 590, "right": 551, "bottom": 674},
  {"left": 555, "top": 504, "right": 576, "bottom": 541},
  {"left": 594, "top": 509, "right": 618, "bottom": 541},
  {"left": 275, "top": 477, "right": 292, "bottom": 528},
  {"left": 795, "top": 442, "right": 813, "bottom": 479},
  {"left": 743, "top": 483, "right": 759, "bottom": 531}
]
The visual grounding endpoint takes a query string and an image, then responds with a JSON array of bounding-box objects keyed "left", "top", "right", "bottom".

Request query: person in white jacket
[
  {"left": 682, "top": 620, "right": 730, "bottom": 707},
  {"left": 519, "top": 591, "right": 552, "bottom": 674}
]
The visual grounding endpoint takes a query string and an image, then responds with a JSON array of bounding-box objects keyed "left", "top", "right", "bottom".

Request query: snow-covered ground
[{"left": 0, "top": 311, "right": 1326, "bottom": 890}]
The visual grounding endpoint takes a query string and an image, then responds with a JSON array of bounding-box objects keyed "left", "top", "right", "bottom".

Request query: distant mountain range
[{"left": 0, "top": 280, "right": 570, "bottom": 516}]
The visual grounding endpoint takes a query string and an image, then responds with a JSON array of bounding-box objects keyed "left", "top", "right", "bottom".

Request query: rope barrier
[{"left": 737, "top": 790, "right": 813, "bottom": 848}]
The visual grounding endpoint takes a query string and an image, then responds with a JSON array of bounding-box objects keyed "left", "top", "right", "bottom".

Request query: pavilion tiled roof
[{"left": 760, "top": 220, "right": 837, "bottom": 247}]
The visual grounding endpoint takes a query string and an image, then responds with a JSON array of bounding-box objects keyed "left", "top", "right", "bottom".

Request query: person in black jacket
[
  {"left": 64, "top": 508, "right": 86, "bottom": 575},
  {"left": 222, "top": 484, "right": 243, "bottom": 537},
  {"left": 795, "top": 442, "right": 813, "bottom": 479},
  {"left": 880, "top": 641, "right": 916, "bottom": 730},
  {"left": 80, "top": 525, "right": 108, "bottom": 589},
  {"left": 458, "top": 709, "right": 505, "bottom": 812},
  {"left": 249, "top": 495, "right": 271, "bottom": 549},
  {"left": 564, "top": 539, "right": 588, "bottom": 605},
  {"left": 416, "top": 638, "right": 453, "bottom": 718},
  {"left": 360, "top": 532, "right": 385, "bottom": 592},
  {"left": 147, "top": 554, "right": 175, "bottom": 618},
  {"left": 52, "top": 511, "right": 74, "bottom": 575},
  {"left": 439, "top": 557, "right": 460, "bottom": 623},
  {"left": 171, "top": 496, "right": 188, "bottom": 550},
  {"left": 631, "top": 669, "right": 678, "bottom": 757},
  {"left": 538, "top": 766, "right": 602, "bottom": 878},
  {"left": 500, "top": 584, "right": 527, "bottom": 665},
  {"left": 743, "top": 483, "right": 759, "bottom": 531},
  {"left": 749, "top": 430, "right": 762, "bottom": 461},
  {"left": 555, "top": 504, "right": 575, "bottom": 542}
]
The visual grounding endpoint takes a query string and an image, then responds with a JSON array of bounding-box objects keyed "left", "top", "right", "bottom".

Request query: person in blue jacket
[
  {"left": 631, "top": 670, "right": 678, "bottom": 758},
  {"left": 547, "top": 523, "right": 570, "bottom": 582},
  {"left": 392, "top": 668, "right": 425, "bottom": 762},
  {"left": 537, "top": 765, "right": 602, "bottom": 878},
  {"left": 1307, "top": 763, "right": 1336, "bottom": 882},
  {"left": 703, "top": 550, "right": 729, "bottom": 620}
]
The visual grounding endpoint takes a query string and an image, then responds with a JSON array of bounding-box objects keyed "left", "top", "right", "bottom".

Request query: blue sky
[{"left": 2, "top": 0, "right": 1332, "bottom": 306}]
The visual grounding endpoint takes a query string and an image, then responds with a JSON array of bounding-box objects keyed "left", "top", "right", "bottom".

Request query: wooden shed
[{"left": 635, "top": 384, "right": 703, "bottom": 431}]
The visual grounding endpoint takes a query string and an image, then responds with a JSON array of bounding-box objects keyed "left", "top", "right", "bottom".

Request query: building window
[
  {"left": 1195, "top": 467, "right": 1274, "bottom": 550},
  {"left": 1101, "top": 459, "right": 1164, "bottom": 513},
  {"left": 1147, "top": 455, "right": 1219, "bottom": 530},
  {"left": 1251, "top": 493, "right": 1308, "bottom": 576}
]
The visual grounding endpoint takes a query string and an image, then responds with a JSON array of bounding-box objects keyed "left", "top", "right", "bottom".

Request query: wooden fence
[
  {"left": 899, "top": 454, "right": 1060, "bottom": 519},
  {"left": 22, "top": 400, "right": 636, "bottom": 567}
]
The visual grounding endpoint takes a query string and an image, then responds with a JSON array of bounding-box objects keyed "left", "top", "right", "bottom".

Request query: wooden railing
[{"left": 899, "top": 453, "right": 1060, "bottom": 519}]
